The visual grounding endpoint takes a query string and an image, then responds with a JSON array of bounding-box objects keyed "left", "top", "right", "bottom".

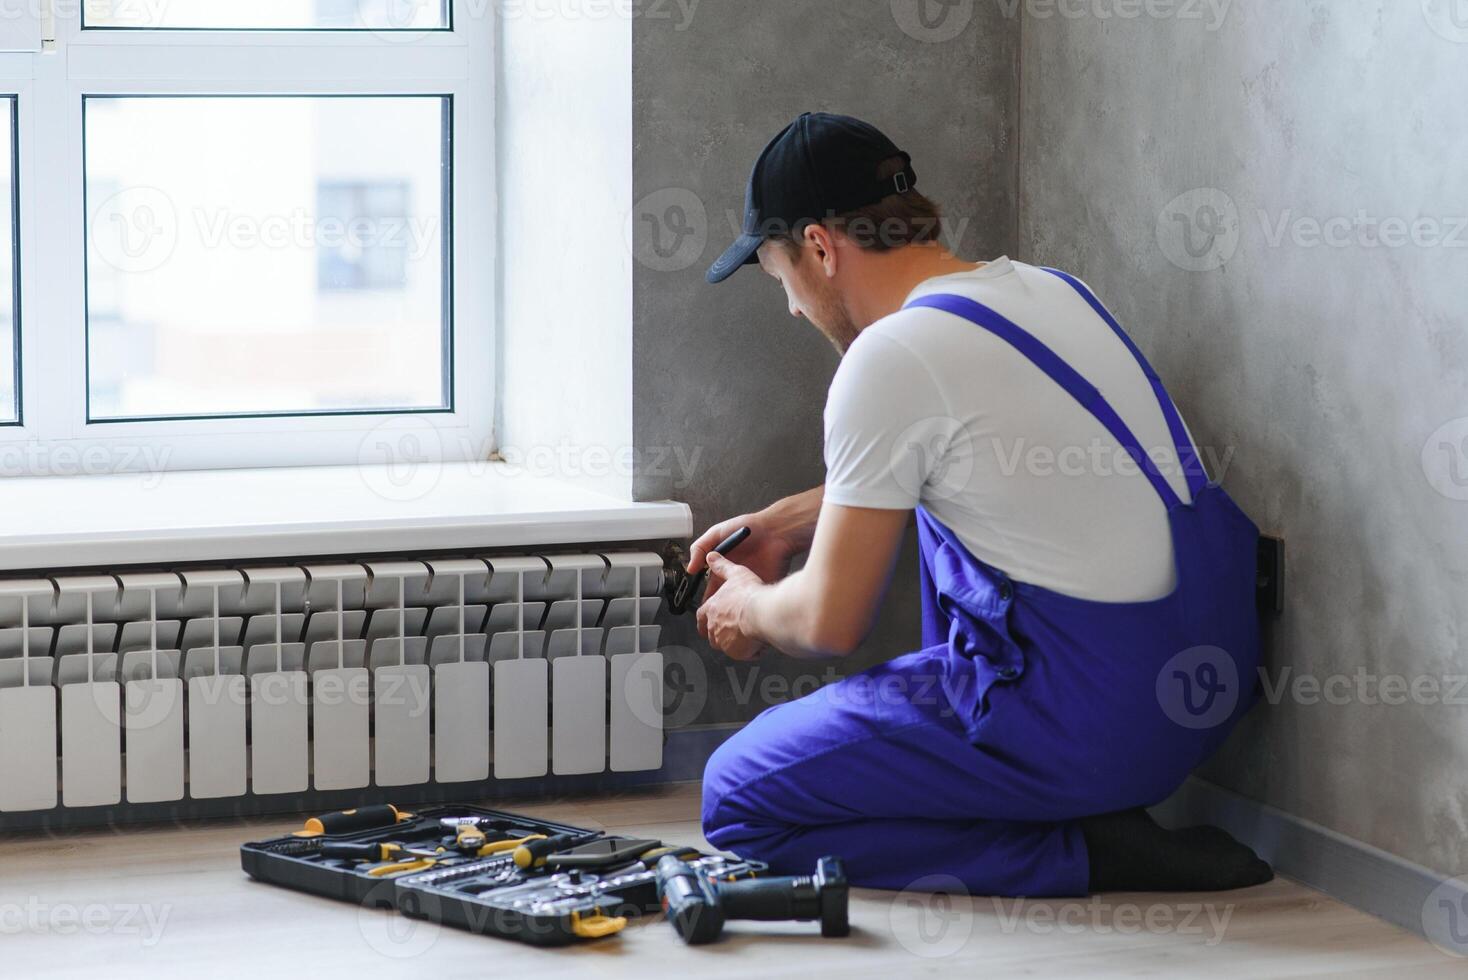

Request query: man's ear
[{"left": 803, "top": 223, "right": 840, "bottom": 279}]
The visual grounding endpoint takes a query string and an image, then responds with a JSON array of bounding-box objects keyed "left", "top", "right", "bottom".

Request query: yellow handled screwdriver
[{"left": 295, "top": 804, "right": 412, "bottom": 838}]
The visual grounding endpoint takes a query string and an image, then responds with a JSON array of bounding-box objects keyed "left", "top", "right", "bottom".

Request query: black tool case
[
  {"left": 241, "top": 804, "right": 766, "bottom": 946},
  {"left": 240, "top": 805, "right": 594, "bottom": 908}
]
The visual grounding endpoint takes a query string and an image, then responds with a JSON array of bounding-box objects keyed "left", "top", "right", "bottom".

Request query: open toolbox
[{"left": 241, "top": 803, "right": 767, "bottom": 946}]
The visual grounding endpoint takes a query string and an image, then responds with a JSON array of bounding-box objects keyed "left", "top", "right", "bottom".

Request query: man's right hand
[{"left": 688, "top": 486, "right": 824, "bottom": 600}]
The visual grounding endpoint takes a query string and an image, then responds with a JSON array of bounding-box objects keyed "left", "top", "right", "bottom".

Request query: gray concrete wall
[
  {"left": 632, "top": 0, "right": 1018, "bottom": 723},
  {"left": 1019, "top": 2, "right": 1468, "bottom": 874}
]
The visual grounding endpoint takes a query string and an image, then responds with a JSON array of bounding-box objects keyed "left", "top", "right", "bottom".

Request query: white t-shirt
[{"left": 823, "top": 257, "right": 1197, "bottom": 602}]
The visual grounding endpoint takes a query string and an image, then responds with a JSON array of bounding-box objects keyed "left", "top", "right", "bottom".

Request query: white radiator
[{"left": 0, "top": 550, "right": 668, "bottom": 813}]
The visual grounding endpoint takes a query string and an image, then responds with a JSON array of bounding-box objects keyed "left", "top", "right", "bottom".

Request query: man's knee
[{"left": 701, "top": 726, "right": 761, "bottom": 834}]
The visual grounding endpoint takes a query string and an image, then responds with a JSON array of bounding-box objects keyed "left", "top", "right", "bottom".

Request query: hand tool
[
  {"left": 447, "top": 822, "right": 489, "bottom": 853},
  {"left": 655, "top": 854, "right": 850, "bottom": 945},
  {"left": 512, "top": 832, "right": 603, "bottom": 869},
  {"left": 543, "top": 837, "right": 662, "bottom": 869},
  {"left": 479, "top": 833, "right": 546, "bottom": 858},
  {"left": 439, "top": 816, "right": 514, "bottom": 836},
  {"left": 367, "top": 846, "right": 449, "bottom": 878},
  {"left": 321, "top": 840, "right": 441, "bottom": 863},
  {"left": 667, "top": 526, "right": 752, "bottom": 614},
  {"left": 294, "top": 804, "right": 411, "bottom": 837}
]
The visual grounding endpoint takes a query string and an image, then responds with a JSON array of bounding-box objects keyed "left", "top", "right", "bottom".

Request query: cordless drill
[{"left": 655, "top": 854, "right": 850, "bottom": 945}]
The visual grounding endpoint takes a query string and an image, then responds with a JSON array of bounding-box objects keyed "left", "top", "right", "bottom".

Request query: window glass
[{"left": 84, "top": 96, "right": 450, "bottom": 421}]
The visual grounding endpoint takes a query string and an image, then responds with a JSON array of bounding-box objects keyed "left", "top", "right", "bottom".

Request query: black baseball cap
[{"left": 706, "top": 112, "right": 917, "bottom": 284}]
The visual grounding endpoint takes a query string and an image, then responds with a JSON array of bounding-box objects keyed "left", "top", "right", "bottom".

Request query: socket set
[{"left": 395, "top": 845, "right": 766, "bottom": 946}]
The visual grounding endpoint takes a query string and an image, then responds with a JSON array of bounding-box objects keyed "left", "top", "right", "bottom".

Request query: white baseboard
[{"left": 1152, "top": 777, "right": 1468, "bottom": 952}]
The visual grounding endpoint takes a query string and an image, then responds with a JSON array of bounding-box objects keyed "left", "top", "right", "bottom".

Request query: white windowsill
[{"left": 0, "top": 462, "right": 693, "bottom": 572}]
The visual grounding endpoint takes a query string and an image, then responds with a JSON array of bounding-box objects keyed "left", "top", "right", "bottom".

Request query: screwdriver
[
  {"left": 512, "top": 832, "right": 602, "bottom": 870},
  {"left": 294, "top": 804, "right": 411, "bottom": 838},
  {"left": 321, "top": 841, "right": 441, "bottom": 863}
]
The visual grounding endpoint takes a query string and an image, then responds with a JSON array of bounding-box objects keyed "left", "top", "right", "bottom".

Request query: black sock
[{"left": 1080, "top": 808, "right": 1275, "bottom": 893}]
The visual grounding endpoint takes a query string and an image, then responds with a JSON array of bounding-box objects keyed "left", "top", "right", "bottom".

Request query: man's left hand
[{"left": 697, "top": 552, "right": 766, "bottom": 661}]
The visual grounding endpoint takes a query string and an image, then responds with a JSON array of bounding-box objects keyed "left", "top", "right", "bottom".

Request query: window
[
  {"left": 1, "top": 2, "right": 493, "bottom": 472},
  {"left": 0, "top": 97, "right": 16, "bottom": 426},
  {"left": 84, "top": 1, "right": 451, "bottom": 32},
  {"left": 85, "top": 96, "right": 450, "bottom": 420}
]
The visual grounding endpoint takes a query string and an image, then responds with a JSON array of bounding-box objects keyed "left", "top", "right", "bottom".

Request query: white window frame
[{"left": 0, "top": 2, "right": 496, "bottom": 475}]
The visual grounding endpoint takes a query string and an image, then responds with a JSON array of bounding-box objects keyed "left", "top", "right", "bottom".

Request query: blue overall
[{"left": 702, "top": 270, "right": 1261, "bottom": 896}]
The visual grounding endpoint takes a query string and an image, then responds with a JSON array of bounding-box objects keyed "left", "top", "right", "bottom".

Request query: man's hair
[{"left": 773, "top": 156, "right": 945, "bottom": 256}]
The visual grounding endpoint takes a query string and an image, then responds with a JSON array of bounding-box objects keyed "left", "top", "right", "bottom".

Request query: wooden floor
[{"left": 1, "top": 782, "right": 1457, "bottom": 978}]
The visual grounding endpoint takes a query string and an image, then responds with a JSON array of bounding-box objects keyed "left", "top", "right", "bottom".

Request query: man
[{"left": 691, "top": 113, "right": 1272, "bottom": 896}]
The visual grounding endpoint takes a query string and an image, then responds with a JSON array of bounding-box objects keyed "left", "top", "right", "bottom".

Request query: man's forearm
[
  {"left": 760, "top": 485, "right": 824, "bottom": 553},
  {"left": 741, "top": 570, "right": 836, "bottom": 660}
]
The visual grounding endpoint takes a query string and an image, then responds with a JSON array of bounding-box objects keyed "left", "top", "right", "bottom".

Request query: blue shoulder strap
[
  {"left": 1042, "top": 268, "right": 1208, "bottom": 497},
  {"left": 905, "top": 292, "right": 1185, "bottom": 511}
]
